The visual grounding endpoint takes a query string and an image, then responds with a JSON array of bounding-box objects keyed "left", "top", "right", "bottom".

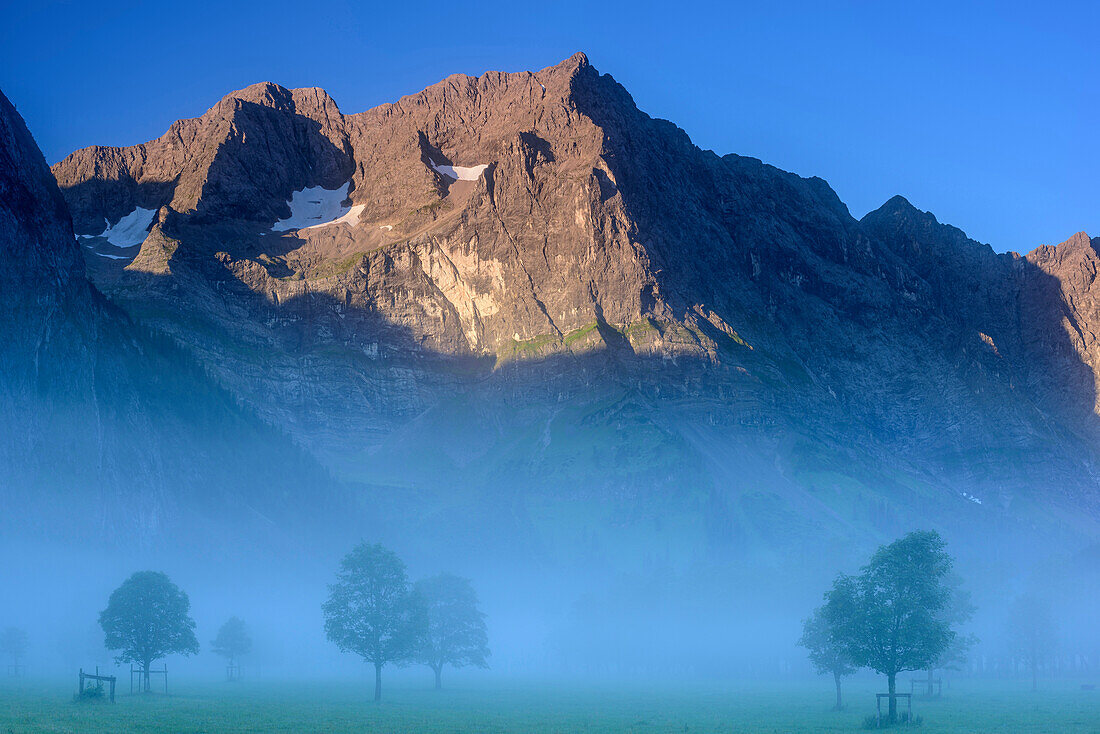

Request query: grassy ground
[{"left": 0, "top": 676, "right": 1097, "bottom": 733}]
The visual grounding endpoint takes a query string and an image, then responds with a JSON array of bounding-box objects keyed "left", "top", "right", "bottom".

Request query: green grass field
[{"left": 1, "top": 676, "right": 1097, "bottom": 733}]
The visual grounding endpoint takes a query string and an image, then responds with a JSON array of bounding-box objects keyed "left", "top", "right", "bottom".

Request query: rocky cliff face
[
  {"left": 48, "top": 53, "right": 1100, "bottom": 564},
  {"left": 0, "top": 89, "right": 339, "bottom": 548}
]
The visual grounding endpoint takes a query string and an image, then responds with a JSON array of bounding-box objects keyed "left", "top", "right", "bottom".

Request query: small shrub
[{"left": 75, "top": 682, "right": 104, "bottom": 702}]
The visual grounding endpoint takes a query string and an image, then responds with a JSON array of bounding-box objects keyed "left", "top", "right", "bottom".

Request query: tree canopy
[
  {"left": 211, "top": 616, "right": 252, "bottom": 665},
  {"left": 99, "top": 571, "right": 199, "bottom": 690},
  {"left": 824, "top": 530, "right": 955, "bottom": 722},
  {"left": 322, "top": 543, "right": 426, "bottom": 701},
  {"left": 415, "top": 573, "right": 490, "bottom": 689}
]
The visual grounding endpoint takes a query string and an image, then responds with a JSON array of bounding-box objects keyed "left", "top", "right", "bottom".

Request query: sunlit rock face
[
  {"left": 0, "top": 89, "right": 337, "bottom": 547},
  {"left": 49, "top": 53, "right": 1100, "bottom": 565}
]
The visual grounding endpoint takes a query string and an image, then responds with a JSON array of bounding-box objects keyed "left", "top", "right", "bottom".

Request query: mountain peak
[
  {"left": 223, "top": 81, "right": 293, "bottom": 107},
  {"left": 218, "top": 82, "right": 344, "bottom": 119},
  {"left": 862, "top": 194, "right": 932, "bottom": 224},
  {"left": 558, "top": 51, "right": 590, "bottom": 71},
  {"left": 1027, "top": 230, "right": 1096, "bottom": 262},
  {"left": 1060, "top": 231, "right": 1094, "bottom": 250},
  {"left": 882, "top": 194, "right": 915, "bottom": 211}
]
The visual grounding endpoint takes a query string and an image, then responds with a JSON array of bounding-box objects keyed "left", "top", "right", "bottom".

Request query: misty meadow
[{"left": 1, "top": 3, "right": 1099, "bottom": 732}]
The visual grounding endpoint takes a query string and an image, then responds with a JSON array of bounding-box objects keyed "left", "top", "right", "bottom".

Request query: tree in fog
[
  {"left": 211, "top": 617, "right": 252, "bottom": 670},
  {"left": 99, "top": 571, "right": 199, "bottom": 692},
  {"left": 824, "top": 530, "right": 954, "bottom": 723},
  {"left": 323, "top": 543, "right": 427, "bottom": 701},
  {"left": 1008, "top": 592, "right": 1057, "bottom": 691},
  {"left": 415, "top": 573, "right": 490, "bottom": 689},
  {"left": 922, "top": 573, "right": 977, "bottom": 695},
  {"left": 0, "top": 627, "right": 27, "bottom": 673},
  {"left": 798, "top": 607, "right": 855, "bottom": 710}
]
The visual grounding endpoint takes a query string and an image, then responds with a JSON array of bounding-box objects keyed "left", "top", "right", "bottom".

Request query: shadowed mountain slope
[{"left": 1, "top": 89, "right": 342, "bottom": 549}]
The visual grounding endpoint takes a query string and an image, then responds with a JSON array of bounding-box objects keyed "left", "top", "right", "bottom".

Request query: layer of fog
[{"left": 2, "top": 519, "right": 1097, "bottom": 691}]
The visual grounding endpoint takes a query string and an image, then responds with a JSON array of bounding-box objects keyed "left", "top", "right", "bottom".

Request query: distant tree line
[
  {"left": 89, "top": 542, "right": 489, "bottom": 701},
  {"left": 42, "top": 528, "right": 1062, "bottom": 712}
]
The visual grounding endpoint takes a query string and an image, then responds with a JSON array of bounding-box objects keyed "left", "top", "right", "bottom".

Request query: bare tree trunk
[
  {"left": 1031, "top": 659, "right": 1037, "bottom": 692},
  {"left": 833, "top": 670, "right": 842, "bottom": 710},
  {"left": 927, "top": 667, "right": 935, "bottom": 696},
  {"left": 374, "top": 661, "right": 382, "bottom": 702},
  {"left": 143, "top": 660, "right": 151, "bottom": 693},
  {"left": 434, "top": 665, "right": 442, "bottom": 690},
  {"left": 887, "top": 673, "right": 897, "bottom": 723}
]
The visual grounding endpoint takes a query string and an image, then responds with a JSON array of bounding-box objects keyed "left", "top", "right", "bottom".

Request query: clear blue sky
[{"left": 2, "top": 0, "right": 1096, "bottom": 253}]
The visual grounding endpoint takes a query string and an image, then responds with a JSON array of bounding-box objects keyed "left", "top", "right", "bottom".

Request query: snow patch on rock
[
  {"left": 272, "top": 183, "right": 362, "bottom": 231},
  {"left": 325, "top": 204, "right": 365, "bottom": 229},
  {"left": 429, "top": 159, "right": 488, "bottom": 181},
  {"left": 80, "top": 207, "right": 156, "bottom": 248}
]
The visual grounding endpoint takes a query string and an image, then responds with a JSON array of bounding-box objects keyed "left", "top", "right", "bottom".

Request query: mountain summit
[{"left": 46, "top": 54, "right": 1100, "bottom": 563}]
